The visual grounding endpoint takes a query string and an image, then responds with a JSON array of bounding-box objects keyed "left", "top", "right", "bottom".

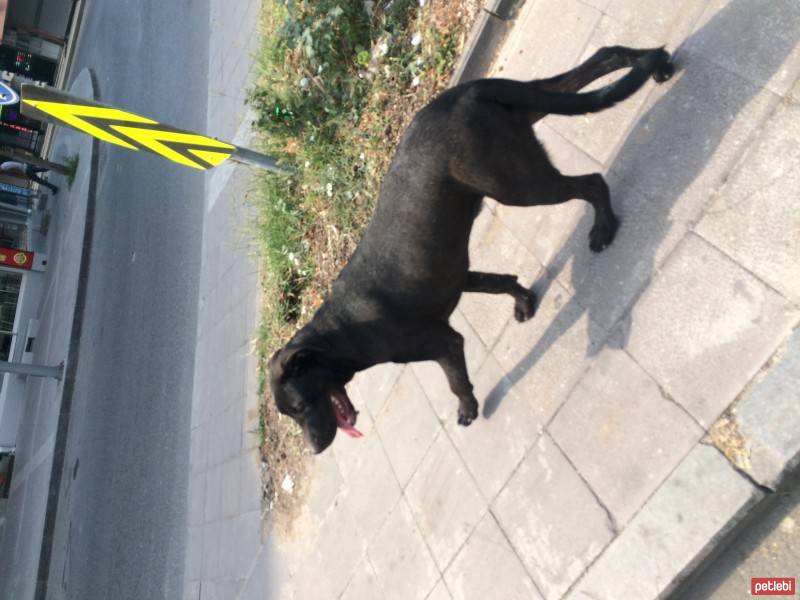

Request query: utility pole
[
  {"left": 0, "top": 360, "right": 63, "bottom": 380},
  {"left": 0, "top": 146, "right": 70, "bottom": 174}
]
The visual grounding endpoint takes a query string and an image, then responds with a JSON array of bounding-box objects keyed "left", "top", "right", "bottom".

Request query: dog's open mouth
[{"left": 331, "top": 387, "right": 363, "bottom": 438}]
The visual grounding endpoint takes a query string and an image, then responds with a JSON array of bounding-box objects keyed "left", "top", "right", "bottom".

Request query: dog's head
[{"left": 268, "top": 345, "right": 362, "bottom": 454}]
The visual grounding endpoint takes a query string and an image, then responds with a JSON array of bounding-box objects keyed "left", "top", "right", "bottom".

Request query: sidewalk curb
[
  {"left": 666, "top": 465, "right": 800, "bottom": 599},
  {"left": 663, "top": 327, "right": 800, "bottom": 598},
  {"left": 33, "top": 68, "right": 100, "bottom": 599},
  {"left": 449, "top": 0, "right": 526, "bottom": 86}
]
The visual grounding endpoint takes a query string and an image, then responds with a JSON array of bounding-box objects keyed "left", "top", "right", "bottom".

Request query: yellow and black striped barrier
[{"left": 20, "top": 84, "right": 292, "bottom": 175}]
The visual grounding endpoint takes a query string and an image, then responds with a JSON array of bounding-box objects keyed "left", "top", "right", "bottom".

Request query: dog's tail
[{"left": 472, "top": 49, "right": 667, "bottom": 116}]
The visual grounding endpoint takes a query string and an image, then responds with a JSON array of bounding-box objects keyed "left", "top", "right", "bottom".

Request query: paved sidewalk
[
  {"left": 265, "top": 1, "right": 800, "bottom": 599},
  {"left": 0, "top": 70, "right": 97, "bottom": 600},
  {"left": 183, "top": 1, "right": 273, "bottom": 599}
]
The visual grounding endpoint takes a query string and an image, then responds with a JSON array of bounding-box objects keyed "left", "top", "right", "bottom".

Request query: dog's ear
[{"left": 269, "top": 346, "right": 317, "bottom": 383}]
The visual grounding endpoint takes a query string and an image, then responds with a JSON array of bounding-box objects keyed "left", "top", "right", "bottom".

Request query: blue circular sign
[{"left": 0, "top": 82, "right": 20, "bottom": 106}]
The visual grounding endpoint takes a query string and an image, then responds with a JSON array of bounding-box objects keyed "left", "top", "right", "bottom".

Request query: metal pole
[
  {"left": 230, "top": 146, "right": 296, "bottom": 176},
  {"left": 0, "top": 147, "right": 70, "bottom": 175},
  {"left": 0, "top": 361, "right": 63, "bottom": 380}
]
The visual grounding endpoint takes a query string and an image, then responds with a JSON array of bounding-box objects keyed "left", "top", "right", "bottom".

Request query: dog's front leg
[{"left": 422, "top": 324, "right": 479, "bottom": 426}]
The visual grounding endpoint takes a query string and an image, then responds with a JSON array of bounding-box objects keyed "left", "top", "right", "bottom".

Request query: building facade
[{"left": 0, "top": 0, "right": 72, "bottom": 466}]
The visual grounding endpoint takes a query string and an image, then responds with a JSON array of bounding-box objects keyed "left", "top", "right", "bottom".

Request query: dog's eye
[{"left": 286, "top": 403, "right": 305, "bottom": 417}]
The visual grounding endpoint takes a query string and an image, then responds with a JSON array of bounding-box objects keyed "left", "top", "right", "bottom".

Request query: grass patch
[
  {"left": 249, "top": 0, "right": 481, "bottom": 524},
  {"left": 64, "top": 154, "right": 79, "bottom": 188}
]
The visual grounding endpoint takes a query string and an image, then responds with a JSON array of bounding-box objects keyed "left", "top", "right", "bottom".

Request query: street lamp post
[{"left": 0, "top": 360, "right": 63, "bottom": 379}]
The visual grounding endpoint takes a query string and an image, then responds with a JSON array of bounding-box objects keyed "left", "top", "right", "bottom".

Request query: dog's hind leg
[
  {"left": 464, "top": 271, "right": 537, "bottom": 322},
  {"left": 454, "top": 127, "right": 618, "bottom": 251},
  {"left": 513, "top": 171, "right": 618, "bottom": 252}
]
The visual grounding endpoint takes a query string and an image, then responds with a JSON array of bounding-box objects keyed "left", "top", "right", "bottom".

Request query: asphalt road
[
  {"left": 669, "top": 467, "right": 800, "bottom": 599},
  {"left": 42, "top": 0, "right": 210, "bottom": 597}
]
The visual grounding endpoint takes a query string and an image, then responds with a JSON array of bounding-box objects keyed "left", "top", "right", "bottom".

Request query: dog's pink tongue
[{"left": 341, "top": 423, "right": 363, "bottom": 438}]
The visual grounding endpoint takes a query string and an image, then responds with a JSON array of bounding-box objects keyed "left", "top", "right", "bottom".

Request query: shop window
[
  {"left": 0, "top": 222, "right": 26, "bottom": 249},
  {"left": 0, "top": 272, "right": 21, "bottom": 361}
]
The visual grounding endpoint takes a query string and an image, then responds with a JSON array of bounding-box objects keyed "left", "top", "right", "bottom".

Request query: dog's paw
[
  {"left": 653, "top": 60, "right": 675, "bottom": 83},
  {"left": 589, "top": 216, "right": 620, "bottom": 253},
  {"left": 457, "top": 399, "right": 479, "bottom": 426},
  {"left": 514, "top": 290, "right": 538, "bottom": 322},
  {"left": 652, "top": 49, "right": 675, "bottom": 83}
]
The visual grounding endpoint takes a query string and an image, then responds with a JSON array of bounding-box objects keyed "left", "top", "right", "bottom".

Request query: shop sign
[
  {"left": 0, "top": 82, "right": 19, "bottom": 106},
  {"left": 0, "top": 247, "right": 33, "bottom": 270}
]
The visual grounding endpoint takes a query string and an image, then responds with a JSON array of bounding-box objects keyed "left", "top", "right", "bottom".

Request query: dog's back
[{"left": 331, "top": 48, "right": 672, "bottom": 319}]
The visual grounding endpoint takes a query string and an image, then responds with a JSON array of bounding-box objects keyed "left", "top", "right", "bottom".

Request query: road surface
[{"left": 42, "top": 0, "right": 210, "bottom": 597}]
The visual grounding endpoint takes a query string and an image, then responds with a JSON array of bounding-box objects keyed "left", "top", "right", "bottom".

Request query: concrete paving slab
[
  {"left": 183, "top": 579, "right": 199, "bottom": 600},
  {"left": 221, "top": 460, "right": 241, "bottom": 519},
  {"left": 202, "top": 520, "right": 221, "bottom": 579},
  {"left": 550, "top": 349, "right": 704, "bottom": 525},
  {"left": 492, "top": 0, "right": 601, "bottom": 81},
  {"left": 204, "top": 463, "right": 224, "bottom": 523},
  {"left": 492, "top": 434, "right": 615, "bottom": 600},
  {"left": 331, "top": 412, "right": 402, "bottom": 545},
  {"left": 709, "top": 328, "right": 800, "bottom": 490},
  {"left": 578, "top": 0, "right": 611, "bottom": 11},
  {"left": 375, "top": 368, "right": 442, "bottom": 486},
  {"left": 302, "top": 449, "right": 344, "bottom": 526},
  {"left": 696, "top": 99, "right": 800, "bottom": 303},
  {"left": 428, "top": 579, "right": 453, "bottom": 600},
  {"left": 444, "top": 512, "right": 543, "bottom": 600},
  {"left": 353, "top": 362, "right": 403, "bottom": 418},
  {"left": 238, "top": 544, "right": 270, "bottom": 600},
  {"left": 460, "top": 217, "right": 543, "bottom": 349},
  {"left": 189, "top": 471, "right": 206, "bottom": 528},
  {"left": 219, "top": 517, "right": 244, "bottom": 578},
  {"left": 686, "top": 0, "right": 800, "bottom": 97},
  {"left": 229, "top": 511, "right": 262, "bottom": 580},
  {"left": 610, "top": 54, "right": 780, "bottom": 226},
  {"left": 223, "top": 402, "right": 245, "bottom": 461},
  {"left": 565, "top": 444, "right": 762, "bottom": 600},
  {"left": 603, "top": 0, "right": 708, "bottom": 49},
  {"left": 341, "top": 556, "right": 383, "bottom": 600},
  {"left": 368, "top": 498, "right": 440, "bottom": 600},
  {"left": 190, "top": 425, "right": 209, "bottom": 475},
  {"left": 491, "top": 275, "right": 608, "bottom": 431},
  {"left": 624, "top": 234, "right": 799, "bottom": 427},
  {"left": 238, "top": 452, "right": 262, "bottom": 515},
  {"left": 291, "top": 499, "right": 367, "bottom": 600},
  {"left": 411, "top": 308, "right": 488, "bottom": 423},
  {"left": 444, "top": 355, "right": 541, "bottom": 500},
  {"left": 405, "top": 431, "right": 486, "bottom": 570},
  {"left": 190, "top": 167, "right": 267, "bottom": 594},
  {"left": 185, "top": 526, "right": 203, "bottom": 583}
]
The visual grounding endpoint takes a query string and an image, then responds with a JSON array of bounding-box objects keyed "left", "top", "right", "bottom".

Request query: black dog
[{"left": 270, "top": 46, "right": 674, "bottom": 453}]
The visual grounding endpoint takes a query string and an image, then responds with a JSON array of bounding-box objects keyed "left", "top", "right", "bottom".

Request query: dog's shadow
[{"left": 483, "top": 0, "right": 800, "bottom": 417}]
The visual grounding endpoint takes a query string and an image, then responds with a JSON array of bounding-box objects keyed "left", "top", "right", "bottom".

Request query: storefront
[
  {"left": 0, "top": 0, "right": 63, "bottom": 154},
  {"left": 0, "top": 0, "right": 66, "bottom": 455},
  {"left": 0, "top": 178, "right": 46, "bottom": 453}
]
